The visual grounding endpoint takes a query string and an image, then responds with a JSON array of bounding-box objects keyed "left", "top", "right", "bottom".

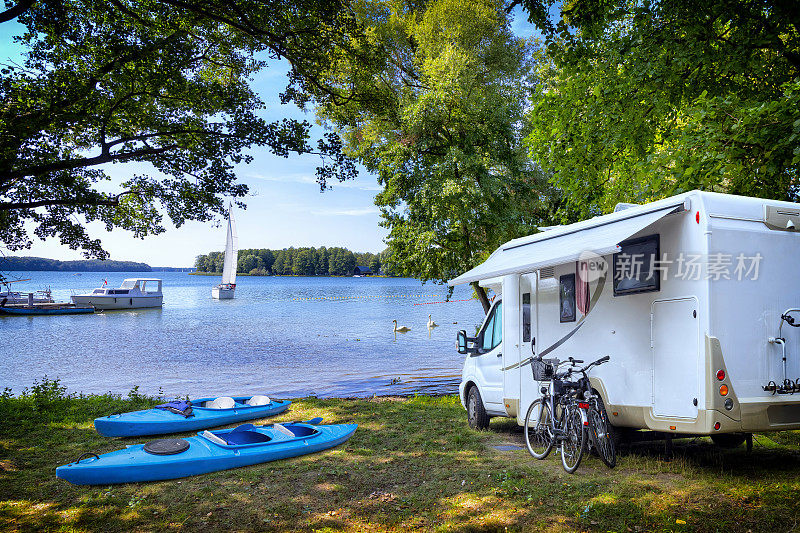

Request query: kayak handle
[{"left": 75, "top": 452, "right": 99, "bottom": 464}]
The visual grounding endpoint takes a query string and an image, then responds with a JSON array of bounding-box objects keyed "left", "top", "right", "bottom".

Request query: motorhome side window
[
  {"left": 559, "top": 274, "right": 576, "bottom": 322},
  {"left": 482, "top": 302, "right": 503, "bottom": 351},
  {"left": 522, "top": 293, "right": 531, "bottom": 342},
  {"left": 614, "top": 234, "right": 660, "bottom": 296}
]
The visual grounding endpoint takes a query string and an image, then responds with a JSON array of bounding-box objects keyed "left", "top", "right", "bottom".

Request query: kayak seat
[
  {"left": 205, "top": 397, "right": 235, "bottom": 409},
  {"left": 245, "top": 395, "right": 271, "bottom": 406},
  {"left": 224, "top": 430, "right": 272, "bottom": 445},
  {"left": 286, "top": 425, "right": 317, "bottom": 437}
]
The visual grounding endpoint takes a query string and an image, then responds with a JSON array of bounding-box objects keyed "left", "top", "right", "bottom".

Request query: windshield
[{"left": 119, "top": 280, "right": 137, "bottom": 289}]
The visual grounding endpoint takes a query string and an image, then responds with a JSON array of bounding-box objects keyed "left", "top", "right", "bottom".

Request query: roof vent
[{"left": 614, "top": 202, "right": 639, "bottom": 212}]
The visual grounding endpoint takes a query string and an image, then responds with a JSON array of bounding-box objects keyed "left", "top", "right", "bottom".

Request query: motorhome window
[
  {"left": 481, "top": 302, "right": 502, "bottom": 351},
  {"left": 613, "top": 234, "right": 660, "bottom": 296},
  {"left": 522, "top": 293, "right": 531, "bottom": 342},
  {"left": 559, "top": 274, "right": 576, "bottom": 323}
]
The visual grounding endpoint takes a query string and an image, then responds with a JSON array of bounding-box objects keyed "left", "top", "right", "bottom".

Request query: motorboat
[
  {"left": 71, "top": 278, "right": 163, "bottom": 310},
  {"left": 212, "top": 207, "right": 238, "bottom": 299},
  {"left": 0, "top": 279, "right": 53, "bottom": 305}
]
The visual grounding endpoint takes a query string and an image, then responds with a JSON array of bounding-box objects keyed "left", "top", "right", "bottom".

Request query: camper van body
[{"left": 451, "top": 191, "right": 800, "bottom": 435}]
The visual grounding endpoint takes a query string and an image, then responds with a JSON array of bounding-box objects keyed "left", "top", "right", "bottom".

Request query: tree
[
  {"left": 292, "top": 248, "right": 314, "bottom": 275},
  {"left": 308, "top": 0, "right": 556, "bottom": 311},
  {"left": 369, "top": 255, "right": 380, "bottom": 275},
  {"left": 0, "top": 0, "right": 359, "bottom": 258},
  {"left": 519, "top": 0, "right": 800, "bottom": 219},
  {"left": 238, "top": 253, "right": 262, "bottom": 273},
  {"left": 194, "top": 255, "right": 208, "bottom": 272}
]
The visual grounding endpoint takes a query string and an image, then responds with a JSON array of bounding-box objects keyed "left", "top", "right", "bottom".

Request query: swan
[
  {"left": 427, "top": 314, "right": 438, "bottom": 328},
  {"left": 393, "top": 320, "right": 411, "bottom": 333}
]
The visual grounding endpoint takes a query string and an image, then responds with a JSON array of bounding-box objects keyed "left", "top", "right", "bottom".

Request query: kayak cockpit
[
  {"left": 224, "top": 430, "right": 272, "bottom": 445},
  {"left": 199, "top": 423, "right": 321, "bottom": 448}
]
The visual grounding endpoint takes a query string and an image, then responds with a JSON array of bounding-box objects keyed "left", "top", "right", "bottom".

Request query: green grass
[{"left": 1, "top": 381, "right": 799, "bottom": 531}]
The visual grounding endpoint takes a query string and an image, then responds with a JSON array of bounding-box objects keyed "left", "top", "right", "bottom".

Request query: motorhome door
[
  {"left": 475, "top": 300, "right": 504, "bottom": 412},
  {"left": 652, "top": 297, "right": 700, "bottom": 419}
]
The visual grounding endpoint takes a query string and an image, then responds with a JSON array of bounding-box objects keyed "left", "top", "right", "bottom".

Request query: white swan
[
  {"left": 427, "top": 314, "right": 438, "bottom": 328},
  {"left": 393, "top": 319, "right": 411, "bottom": 333}
]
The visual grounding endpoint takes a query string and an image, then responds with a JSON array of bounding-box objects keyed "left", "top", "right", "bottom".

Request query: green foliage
[
  {"left": 307, "top": 0, "right": 558, "bottom": 287},
  {"left": 0, "top": 0, "right": 359, "bottom": 258},
  {"left": 0, "top": 256, "right": 151, "bottom": 272},
  {"left": 521, "top": 0, "right": 800, "bottom": 219},
  {"left": 195, "top": 246, "right": 387, "bottom": 276}
]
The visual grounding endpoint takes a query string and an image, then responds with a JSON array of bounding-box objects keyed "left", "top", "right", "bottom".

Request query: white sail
[{"left": 221, "top": 208, "right": 238, "bottom": 286}]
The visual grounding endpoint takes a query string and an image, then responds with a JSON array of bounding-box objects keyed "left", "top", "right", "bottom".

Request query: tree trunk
[{"left": 471, "top": 281, "right": 491, "bottom": 314}]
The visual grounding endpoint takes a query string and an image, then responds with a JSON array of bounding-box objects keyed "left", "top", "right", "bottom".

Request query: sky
[{"left": 0, "top": 7, "right": 539, "bottom": 267}]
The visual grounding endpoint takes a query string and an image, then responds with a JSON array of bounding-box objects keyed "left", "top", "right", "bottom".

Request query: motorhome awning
[{"left": 449, "top": 201, "right": 687, "bottom": 286}]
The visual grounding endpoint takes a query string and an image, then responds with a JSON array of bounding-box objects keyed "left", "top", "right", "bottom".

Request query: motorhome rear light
[
  {"left": 612, "top": 412, "right": 618, "bottom": 416},
  {"left": 724, "top": 398, "right": 734, "bottom": 411},
  {"left": 714, "top": 422, "right": 721, "bottom": 430},
  {"left": 696, "top": 211, "right": 700, "bottom": 224},
  {"left": 578, "top": 402, "right": 590, "bottom": 409},
  {"left": 669, "top": 425, "right": 676, "bottom": 430},
  {"left": 584, "top": 420, "right": 589, "bottom": 426},
  {"left": 716, "top": 369, "right": 726, "bottom": 381},
  {"left": 719, "top": 384, "right": 729, "bottom": 396}
]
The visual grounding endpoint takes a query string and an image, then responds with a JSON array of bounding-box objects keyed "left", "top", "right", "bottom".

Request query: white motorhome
[{"left": 451, "top": 191, "right": 800, "bottom": 443}]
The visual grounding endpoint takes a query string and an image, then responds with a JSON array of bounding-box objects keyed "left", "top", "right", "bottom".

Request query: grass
[{"left": 1, "top": 380, "right": 800, "bottom": 532}]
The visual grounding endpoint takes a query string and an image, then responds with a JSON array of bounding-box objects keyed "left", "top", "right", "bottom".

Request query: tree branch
[{"left": 0, "top": 0, "right": 34, "bottom": 24}]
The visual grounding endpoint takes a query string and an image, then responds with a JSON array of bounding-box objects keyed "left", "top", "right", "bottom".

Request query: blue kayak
[
  {"left": 94, "top": 396, "right": 291, "bottom": 437},
  {"left": 56, "top": 419, "right": 357, "bottom": 485}
]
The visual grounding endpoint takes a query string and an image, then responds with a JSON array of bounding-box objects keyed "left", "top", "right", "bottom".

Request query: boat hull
[
  {"left": 94, "top": 397, "right": 291, "bottom": 437},
  {"left": 211, "top": 286, "right": 235, "bottom": 299},
  {"left": 56, "top": 422, "right": 357, "bottom": 485},
  {"left": 71, "top": 295, "right": 163, "bottom": 310}
]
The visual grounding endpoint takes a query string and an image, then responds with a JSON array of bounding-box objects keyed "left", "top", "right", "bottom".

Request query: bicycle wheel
[
  {"left": 588, "top": 400, "right": 616, "bottom": 468},
  {"left": 524, "top": 398, "right": 554, "bottom": 459},
  {"left": 560, "top": 404, "right": 586, "bottom": 473}
]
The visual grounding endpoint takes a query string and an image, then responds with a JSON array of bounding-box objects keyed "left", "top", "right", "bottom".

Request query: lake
[{"left": 0, "top": 272, "right": 485, "bottom": 399}]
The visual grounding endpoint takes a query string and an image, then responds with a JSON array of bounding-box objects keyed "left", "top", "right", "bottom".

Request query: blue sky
[{"left": 1, "top": 7, "right": 539, "bottom": 267}]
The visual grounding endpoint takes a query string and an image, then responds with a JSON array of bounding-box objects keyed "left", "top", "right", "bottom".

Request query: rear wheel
[
  {"left": 561, "top": 405, "right": 587, "bottom": 474},
  {"left": 588, "top": 399, "right": 616, "bottom": 468},
  {"left": 524, "top": 398, "right": 554, "bottom": 459},
  {"left": 466, "top": 385, "right": 490, "bottom": 430}
]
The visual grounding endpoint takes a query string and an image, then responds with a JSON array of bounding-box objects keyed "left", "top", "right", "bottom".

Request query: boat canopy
[{"left": 448, "top": 197, "right": 690, "bottom": 286}]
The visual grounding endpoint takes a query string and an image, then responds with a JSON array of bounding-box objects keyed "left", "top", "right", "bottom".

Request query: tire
[
  {"left": 710, "top": 433, "right": 747, "bottom": 449},
  {"left": 524, "top": 398, "right": 555, "bottom": 459},
  {"left": 560, "top": 404, "right": 587, "bottom": 474},
  {"left": 466, "top": 385, "right": 490, "bottom": 430},
  {"left": 588, "top": 400, "right": 616, "bottom": 468}
]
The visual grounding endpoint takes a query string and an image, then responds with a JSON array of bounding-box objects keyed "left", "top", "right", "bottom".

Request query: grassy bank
[{"left": 1, "top": 383, "right": 799, "bottom": 532}]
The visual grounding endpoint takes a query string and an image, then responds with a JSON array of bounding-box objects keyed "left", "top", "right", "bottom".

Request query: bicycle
[
  {"left": 570, "top": 355, "right": 616, "bottom": 468},
  {"left": 523, "top": 357, "right": 588, "bottom": 473}
]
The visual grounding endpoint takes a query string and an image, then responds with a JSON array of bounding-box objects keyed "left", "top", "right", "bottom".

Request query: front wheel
[
  {"left": 524, "top": 398, "right": 554, "bottom": 459},
  {"left": 466, "top": 385, "right": 490, "bottom": 430},
  {"left": 560, "top": 405, "right": 587, "bottom": 474}
]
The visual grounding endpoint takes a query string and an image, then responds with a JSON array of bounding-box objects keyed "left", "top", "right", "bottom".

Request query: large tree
[
  {"left": 307, "top": 0, "right": 556, "bottom": 310},
  {"left": 519, "top": 0, "right": 800, "bottom": 219},
  {"left": 0, "top": 0, "right": 359, "bottom": 259}
]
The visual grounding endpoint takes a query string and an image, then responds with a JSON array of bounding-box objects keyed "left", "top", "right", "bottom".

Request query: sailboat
[{"left": 211, "top": 207, "right": 238, "bottom": 300}]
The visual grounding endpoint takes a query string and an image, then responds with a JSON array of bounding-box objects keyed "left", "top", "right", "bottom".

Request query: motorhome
[{"left": 451, "top": 191, "right": 800, "bottom": 444}]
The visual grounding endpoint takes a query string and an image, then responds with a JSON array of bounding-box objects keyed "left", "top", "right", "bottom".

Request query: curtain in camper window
[{"left": 522, "top": 293, "right": 531, "bottom": 342}]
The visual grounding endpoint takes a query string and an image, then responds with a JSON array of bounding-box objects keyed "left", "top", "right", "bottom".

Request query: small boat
[
  {"left": 71, "top": 278, "right": 163, "bottom": 310},
  {"left": 56, "top": 419, "right": 357, "bottom": 485},
  {"left": 0, "top": 280, "right": 53, "bottom": 305},
  {"left": 0, "top": 303, "right": 94, "bottom": 316},
  {"left": 94, "top": 396, "right": 291, "bottom": 437},
  {"left": 212, "top": 207, "right": 238, "bottom": 300}
]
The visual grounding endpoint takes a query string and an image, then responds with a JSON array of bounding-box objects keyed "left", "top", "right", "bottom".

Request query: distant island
[
  {"left": 0, "top": 257, "right": 196, "bottom": 273},
  {"left": 195, "top": 246, "right": 396, "bottom": 277},
  {"left": 1, "top": 256, "right": 153, "bottom": 272}
]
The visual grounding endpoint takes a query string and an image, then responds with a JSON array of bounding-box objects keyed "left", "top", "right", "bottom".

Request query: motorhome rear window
[{"left": 613, "top": 234, "right": 660, "bottom": 296}]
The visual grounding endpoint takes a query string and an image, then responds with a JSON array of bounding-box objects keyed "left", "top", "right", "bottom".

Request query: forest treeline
[
  {"left": 0, "top": 256, "right": 151, "bottom": 272},
  {"left": 194, "top": 247, "right": 397, "bottom": 276}
]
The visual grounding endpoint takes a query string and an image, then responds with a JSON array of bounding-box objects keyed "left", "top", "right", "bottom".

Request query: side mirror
[{"left": 456, "top": 330, "right": 467, "bottom": 354}]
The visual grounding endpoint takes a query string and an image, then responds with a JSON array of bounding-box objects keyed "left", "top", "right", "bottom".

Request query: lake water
[{"left": 0, "top": 272, "right": 485, "bottom": 399}]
